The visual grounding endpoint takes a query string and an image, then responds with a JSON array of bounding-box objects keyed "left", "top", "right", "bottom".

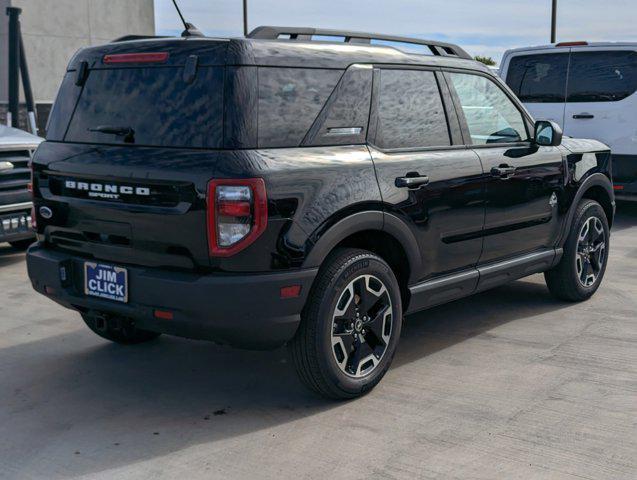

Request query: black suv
[{"left": 27, "top": 27, "right": 615, "bottom": 399}]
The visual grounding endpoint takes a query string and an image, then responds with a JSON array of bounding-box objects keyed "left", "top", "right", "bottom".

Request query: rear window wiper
[{"left": 88, "top": 125, "right": 135, "bottom": 143}]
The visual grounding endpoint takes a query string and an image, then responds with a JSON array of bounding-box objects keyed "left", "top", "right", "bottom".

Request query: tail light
[{"left": 207, "top": 178, "right": 267, "bottom": 257}]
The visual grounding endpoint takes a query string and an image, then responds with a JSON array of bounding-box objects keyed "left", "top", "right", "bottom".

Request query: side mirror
[{"left": 534, "top": 120, "right": 563, "bottom": 147}]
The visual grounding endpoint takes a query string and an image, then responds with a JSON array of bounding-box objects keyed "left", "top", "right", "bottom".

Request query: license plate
[{"left": 84, "top": 262, "right": 128, "bottom": 303}]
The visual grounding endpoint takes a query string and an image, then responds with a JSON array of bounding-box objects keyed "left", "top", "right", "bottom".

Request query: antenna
[{"left": 171, "top": 0, "right": 204, "bottom": 37}]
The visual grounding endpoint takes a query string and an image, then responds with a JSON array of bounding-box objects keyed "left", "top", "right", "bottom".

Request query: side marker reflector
[
  {"left": 154, "top": 309, "right": 174, "bottom": 320},
  {"left": 280, "top": 285, "right": 302, "bottom": 299}
]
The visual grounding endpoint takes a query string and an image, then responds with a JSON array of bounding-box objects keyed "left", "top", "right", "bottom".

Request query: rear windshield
[
  {"left": 505, "top": 53, "right": 569, "bottom": 103},
  {"left": 63, "top": 67, "right": 224, "bottom": 148}
]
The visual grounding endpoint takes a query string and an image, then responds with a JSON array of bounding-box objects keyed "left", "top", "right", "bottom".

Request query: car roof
[
  {"left": 93, "top": 26, "right": 486, "bottom": 73},
  {"left": 503, "top": 41, "right": 637, "bottom": 57},
  {"left": 227, "top": 37, "right": 485, "bottom": 70}
]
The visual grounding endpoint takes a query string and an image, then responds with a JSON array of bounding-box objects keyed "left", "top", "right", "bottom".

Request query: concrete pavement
[{"left": 0, "top": 203, "right": 635, "bottom": 479}]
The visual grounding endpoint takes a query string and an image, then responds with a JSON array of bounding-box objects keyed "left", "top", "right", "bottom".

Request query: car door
[
  {"left": 369, "top": 67, "right": 485, "bottom": 286},
  {"left": 445, "top": 70, "right": 566, "bottom": 264},
  {"left": 563, "top": 47, "right": 637, "bottom": 159},
  {"left": 502, "top": 49, "right": 569, "bottom": 128}
]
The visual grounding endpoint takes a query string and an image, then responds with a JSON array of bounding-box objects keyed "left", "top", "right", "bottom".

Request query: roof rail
[{"left": 247, "top": 26, "right": 472, "bottom": 60}]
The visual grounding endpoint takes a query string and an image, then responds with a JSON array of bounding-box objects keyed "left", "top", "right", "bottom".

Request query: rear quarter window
[
  {"left": 505, "top": 53, "right": 569, "bottom": 103},
  {"left": 257, "top": 68, "right": 342, "bottom": 148},
  {"left": 567, "top": 50, "right": 637, "bottom": 102}
]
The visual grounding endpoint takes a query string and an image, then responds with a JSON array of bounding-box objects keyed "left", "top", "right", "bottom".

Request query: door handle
[
  {"left": 573, "top": 113, "right": 594, "bottom": 119},
  {"left": 491, "top": 165, "right": 516, "bottom": 179},
  {"left": 395, "top": 174, "right": 430, "bottom": 189}
]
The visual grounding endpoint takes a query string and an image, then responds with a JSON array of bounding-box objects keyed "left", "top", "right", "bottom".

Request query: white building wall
[{"left": 1, "top": 0, "right": 155, "bottom": 104}]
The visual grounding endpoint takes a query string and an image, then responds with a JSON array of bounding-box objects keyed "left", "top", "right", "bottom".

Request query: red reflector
[
  {"left": 218, "top": 201, "right": 251, "bottom": 217},
  {"left": 556, "top": 41, "right": 588, "bottom": 47},
  {"left": 280, "top": 285, "right": 302, "bottom": 299},
  {"left": 154, "top": 309, "right": 174, "bottom": 320},
  {"left": 613, "top": 185, "right": 624, "bottom": 191},
  {"left": 103, "top": 52, "right": 169, "bottom": 64},
  {"left": 44, "top": 286, "right": 56, "bottom": 295}
]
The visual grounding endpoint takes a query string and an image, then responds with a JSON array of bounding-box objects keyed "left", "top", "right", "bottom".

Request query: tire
[
  {"left": 82, "top": 313, "right": 161, "bottom": 345},
  {"left": 290, "top": 248, "right": 403, "bottom": 399},
  {"left": 9, "top": 239, "right": 34, "bottom": 250},
  {"left": 545, "top": 199, "right": 610, "bottom": 302}
]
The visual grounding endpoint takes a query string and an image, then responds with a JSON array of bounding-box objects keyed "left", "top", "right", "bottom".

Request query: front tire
[
  {"left": 290, "top": 248, "right": 403, "bottom": 399},
  {"left": 82, "top": 313, "right": 161, "bottom": 345},
  {"left": 545, "top": 199, "right": 610, "bottom": 301}
]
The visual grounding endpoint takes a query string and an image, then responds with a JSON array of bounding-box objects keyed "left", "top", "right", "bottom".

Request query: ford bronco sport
[{"left": 27, "top": 27, "right": 615, "bottom": 399}]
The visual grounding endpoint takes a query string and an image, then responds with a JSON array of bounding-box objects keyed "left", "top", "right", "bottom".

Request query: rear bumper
[
  {"left": 26, "top": 244, "right": 317, "bottom": 349},
  {"left": 0, "top": 202, "right": 34, "bottom": 243},
  {"left": 613, "top": 154, "right": 637, "bottom": 200}
]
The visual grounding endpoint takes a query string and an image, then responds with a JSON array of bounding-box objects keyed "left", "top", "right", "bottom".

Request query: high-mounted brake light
[
  {"left": 103, "top": 52, "right": 169, "bottom": 64},
  {"left": 207, "top": 178, "right": 268, "bottom": 257},
  {"left": 556, "top": 41, "right": 588, "bottom": 47}
]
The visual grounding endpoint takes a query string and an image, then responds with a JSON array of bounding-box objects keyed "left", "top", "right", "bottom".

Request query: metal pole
[
  {"left": 6, "top": 7, "right": 22, "bottom": 128},
  {"left": 551, "top": 0, "right": 557, "bottom": 43},
  {"left": 19, "top": 38, "right": 37, "bottom": 135},
  {"left": 243, "top": 0, "right": 248, "bottom": 37}
]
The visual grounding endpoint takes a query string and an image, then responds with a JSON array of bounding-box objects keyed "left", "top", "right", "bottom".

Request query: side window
[
  {"left": 567, "top": 51, "right": 637, "bottom": 102},
  {"left": 258, "top": 67, "right": 342, "bottom": 148},
  {"left": 505, "top": 53, "right": 569, "bottom": 103},
  {"left": 305, "top": 65, "right": 373, "bottom": 146},
  {"left": 449, "top": 73, "right": 529, "bottom": 145},
  {"left": 375, "top": 69, "right": 450, "bottom": 149}
]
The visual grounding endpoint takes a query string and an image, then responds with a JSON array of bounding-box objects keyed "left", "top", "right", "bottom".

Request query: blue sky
[{"left": 154, "top": 0, "right": 637, "bottom": 63}]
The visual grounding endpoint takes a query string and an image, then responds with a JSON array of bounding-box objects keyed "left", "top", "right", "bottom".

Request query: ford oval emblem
[{"left": 39, "top": 206, "right": 53, "bottom": 219}]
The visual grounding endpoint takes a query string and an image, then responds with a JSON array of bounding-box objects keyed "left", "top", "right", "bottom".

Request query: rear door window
[
  {"left": 505, "top": 53, "right": 569, "bottom": 103},
  {"left": 65, "top": 67, "right": 225, "bottom": 148},
  {"left": 375, "top": 69, "right": 450, "bottom": 149},
  {"left": 567, "top": 50, "right": 637, "bottom": 102}
]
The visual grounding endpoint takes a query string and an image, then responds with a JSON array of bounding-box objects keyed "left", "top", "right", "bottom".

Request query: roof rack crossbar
[{"left": 247, "top": 26, "right": 472, "bottom": 60}]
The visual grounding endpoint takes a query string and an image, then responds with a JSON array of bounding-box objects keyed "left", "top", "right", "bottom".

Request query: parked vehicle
[
  {"left": 500, "top": 41, "right": 637, "bottom": 200},
  {"left": 27, "top": 27, "right": 614, "bottom": 399},
  {"left": 0, "top": 125, "right": 42, "bottom": 248}
]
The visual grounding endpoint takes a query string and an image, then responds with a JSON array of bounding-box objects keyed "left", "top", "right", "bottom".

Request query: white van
[{"left": 500, "top": 42, "right": 637, "bottom": 200}]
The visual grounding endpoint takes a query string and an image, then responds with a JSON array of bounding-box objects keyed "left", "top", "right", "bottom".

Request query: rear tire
[
  {"left": 290, "top": 248, "right": 403, "bottom": 400},
  {"left": 544, "top": 199, "right": 609, "bottom": 302},
  {"left": 82, "top": 313, "right": 161, "bottom": 345}
]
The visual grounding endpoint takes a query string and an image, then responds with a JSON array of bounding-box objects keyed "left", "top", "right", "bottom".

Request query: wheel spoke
[
  {"left": 365, "top": 305, "right": 391, "bottom": 346},
  {"left": 347, "top": 339, "right": 374, "bottom": 376}
]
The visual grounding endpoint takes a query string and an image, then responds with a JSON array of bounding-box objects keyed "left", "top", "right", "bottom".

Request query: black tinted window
[
  {"left": 305, "top": 66, "right": 373, "bottom": 146},
  {"left": 65, "top": 67, "right": 224, "bottom": 148},
  {"left": 567, "top": 51, "right": 637, "bottom": 102},
  {"left": 376, "top": 69, "right": 449, "bottom": 149},
  {"left": 258, "top": 68, "right": 342, "bottom": 148},
  {"left": 505, "top": 53, "right": 568, "bottom": 103}
]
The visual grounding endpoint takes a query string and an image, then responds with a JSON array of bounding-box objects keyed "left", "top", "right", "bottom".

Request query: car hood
[
  {"left": 0, "top": 125, "right": 43, "bottom": 151},
  {"left": 560, "top": 137, "right": 610, "bottom": 155}
]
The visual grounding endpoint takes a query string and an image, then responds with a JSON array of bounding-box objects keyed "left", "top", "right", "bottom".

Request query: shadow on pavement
[
  {"left": 612, "top": 200, "right": 637, "bottom": 232},
  {"left": 0, "top": 244, "right": 28, "bottom": 268},
  {"left": 0, "top": 276, "right": 572, "bottom": 478}
]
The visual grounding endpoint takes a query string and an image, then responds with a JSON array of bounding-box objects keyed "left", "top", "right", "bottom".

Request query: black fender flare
[
  {"left": 559, "top": 173, "right": 615, "bottom": 245},
  {"left": 302, "top": 210, "right": 422, "bottom": 281}
]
